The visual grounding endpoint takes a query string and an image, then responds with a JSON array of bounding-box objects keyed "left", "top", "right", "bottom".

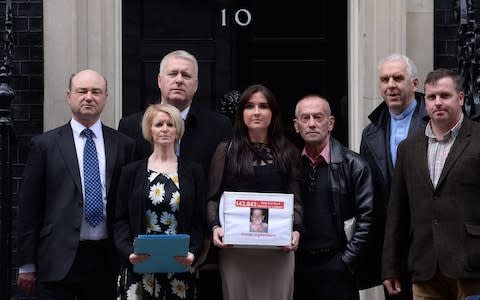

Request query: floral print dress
[{"left": 117, "top": 170, "right": 197, "bottom": 300}]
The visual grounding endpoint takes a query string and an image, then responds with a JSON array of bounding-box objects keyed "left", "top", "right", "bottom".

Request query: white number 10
[{"left": 221, "top": 8, "right": 252, "bottom": 27}]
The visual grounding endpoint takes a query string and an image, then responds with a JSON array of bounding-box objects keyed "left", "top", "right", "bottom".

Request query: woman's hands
[
  {"left": 280, "top": 230, "right": 300, "bottom": 252},
  {"left": 212, "top": 226, "right": 232, "bottom": 248},
  {"left": 175, "top": 252, "right": 195, "bottom": 267},
  {"left": 129, "top": 252, "right": 195, "bottom": 267},
  {"left": 129, "top": 253, "right": 150, "bottom": 265},
  {"left": 213, "top": 227, "right": 299, "bottom": 251}
]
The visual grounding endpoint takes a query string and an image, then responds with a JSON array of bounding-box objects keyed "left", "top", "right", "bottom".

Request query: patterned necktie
[{"left": 82, "top": 128, "right": 104, "bottom": 227}]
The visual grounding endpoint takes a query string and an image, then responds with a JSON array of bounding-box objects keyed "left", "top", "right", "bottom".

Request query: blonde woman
[{"left": 114, "top": 103, "right": 206, "bottom": 299}]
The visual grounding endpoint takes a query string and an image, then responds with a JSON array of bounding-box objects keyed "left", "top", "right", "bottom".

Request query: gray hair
[
  {"left": 294, "top": 94, "right": 331, "bottom": 117},
  {"left": 378, "top": 53, "right": 418, "bottom": 80},
  {"left": 159, "top": 50, "right": 198, "bottom": 80}
]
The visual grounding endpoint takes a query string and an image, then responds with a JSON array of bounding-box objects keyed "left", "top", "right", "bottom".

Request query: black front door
[{"left": 123, "top": 0, "right": 348, "bottom": 145}]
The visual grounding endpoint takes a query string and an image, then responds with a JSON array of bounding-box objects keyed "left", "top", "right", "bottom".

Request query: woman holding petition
[
  {"left": 207, "top": 84, "right": 304, "bottom": 300},
  {"left": 114, "top": 103, "right": 206, "bottom": 300}
]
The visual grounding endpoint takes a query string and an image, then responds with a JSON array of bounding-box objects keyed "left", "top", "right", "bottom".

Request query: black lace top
[{"left": 206, "top": 141, "right": 304, "bottom": 232}]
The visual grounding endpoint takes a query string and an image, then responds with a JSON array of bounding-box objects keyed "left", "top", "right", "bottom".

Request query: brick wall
[
  {"left": 434, "top": 0, "right": 458, "bottom": 69},
  {"left": 0, "top": 0, "right": 43, "bottom": 299}
]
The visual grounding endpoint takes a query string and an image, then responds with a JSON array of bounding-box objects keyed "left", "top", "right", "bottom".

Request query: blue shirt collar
[{"left": 390, "top": 99, "right": 417, "bottom": 120}]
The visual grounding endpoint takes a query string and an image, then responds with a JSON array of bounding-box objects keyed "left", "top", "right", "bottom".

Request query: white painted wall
[{"left": 43, "top": 0, "right": 122, "bottom": 130}]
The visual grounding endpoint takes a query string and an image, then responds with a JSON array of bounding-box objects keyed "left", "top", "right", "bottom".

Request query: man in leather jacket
[
  {"left": 359, "top": 54, "right": 428, "bottom": 298},
  {"left": 293, "top": 95, "right": 374, "bottom": 300}
]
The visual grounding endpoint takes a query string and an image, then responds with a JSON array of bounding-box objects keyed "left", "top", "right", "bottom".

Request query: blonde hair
[{"left": 141, "top": 103, "right": 185, "bottom": 146}]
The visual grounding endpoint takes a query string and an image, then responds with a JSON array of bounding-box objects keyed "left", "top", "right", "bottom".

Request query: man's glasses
[{"left": 297, "top": 113, "right": 328, "bottom": 124}]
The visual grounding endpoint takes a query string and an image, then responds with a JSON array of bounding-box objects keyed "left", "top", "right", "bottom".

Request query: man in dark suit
[
  {"left": 16, "top": 69, "right": 135, "bottom": 299},
  {"left": 118, "top": 50, "right": 232, "bottom": 174},
  {"left": 383, "top": 68, "right": 480, "bottom": 299},
  {"left": 118, "top": 50, "right": 232, "bottom": 300},
  {"left": 359, "top": 54, "right": 428, "bottom": 297}
]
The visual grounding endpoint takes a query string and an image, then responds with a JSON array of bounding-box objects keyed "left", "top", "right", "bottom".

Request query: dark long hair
[{"left": 228, "top": 84, "right": 295, "bottom": 176}]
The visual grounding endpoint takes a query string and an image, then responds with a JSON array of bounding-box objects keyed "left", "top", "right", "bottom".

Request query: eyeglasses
[{"left": 297, "top": 113, "right": 328, "bottom": 124}]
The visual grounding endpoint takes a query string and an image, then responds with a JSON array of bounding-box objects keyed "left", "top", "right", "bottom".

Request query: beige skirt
[{"left": 219, "top": 247, "right": 294, "bottom": 300}]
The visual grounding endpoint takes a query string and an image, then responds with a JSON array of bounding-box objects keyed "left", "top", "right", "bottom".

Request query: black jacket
[
  {"left": 358, "top": 92, "right": 428, "bottom": 289},
  {"left": 360, "top": 92, "right": 428, "bottom": 211},
  {"left": 17, "top": 123, "right": 134, "bottom": 281},
  {"left": 113, "top": 158, "right": 206, "bottom": 266},
  {"left": 299, "top": 138, "right": 374, "bottom": 271}
]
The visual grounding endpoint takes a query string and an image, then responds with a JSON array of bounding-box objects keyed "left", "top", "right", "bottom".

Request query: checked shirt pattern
[{"left": 82, "top": 128, "right": 104, "bottom": 227}]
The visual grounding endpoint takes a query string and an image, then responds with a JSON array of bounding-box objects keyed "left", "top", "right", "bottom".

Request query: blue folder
[{"left": 133, "top": 234, "right": 190, "bottom": 273}]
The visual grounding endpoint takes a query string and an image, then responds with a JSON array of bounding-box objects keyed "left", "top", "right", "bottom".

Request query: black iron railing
[
  {"left": 456, "top": 0, "right": 480, "bottom": 119},
  {"left": 0, "top": 0, "right": 15, "bottom": 299}
]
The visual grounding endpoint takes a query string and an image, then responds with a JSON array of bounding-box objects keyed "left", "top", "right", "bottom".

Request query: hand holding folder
[{"left": 133, "top": 234, "right": 190, "bottom": 273}]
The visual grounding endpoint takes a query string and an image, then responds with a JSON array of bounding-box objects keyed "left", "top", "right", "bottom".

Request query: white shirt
[{"left": 71, "top": 118, "right": 108, "bottom": 241}]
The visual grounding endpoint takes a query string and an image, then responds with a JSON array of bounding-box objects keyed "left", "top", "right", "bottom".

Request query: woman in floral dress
[{"left": 114, "top": 103, "right": 206, "bottom": 299}]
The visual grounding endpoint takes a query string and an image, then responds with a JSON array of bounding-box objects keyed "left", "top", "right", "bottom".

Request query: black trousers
[
  {"left": 294, "top": 250, "right": 359, "bottom": 300},
  {"left": 197, "top": 244, "right": 223, "bottom": 300},
  {"left": 37, "top": 239, "right": 117, "bottom": 300},
  {"left": 198, "top": 269, "right": 223, "bottom": 300}
]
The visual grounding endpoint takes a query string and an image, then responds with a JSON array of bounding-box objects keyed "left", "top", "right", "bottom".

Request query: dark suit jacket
[
  {"left": 118, "top": 104, "right": 233, "bottom": 174},
  {"left": 16, "top": 123, "right": 135, "bottom": 282},
  {"left": 383, "top": 117, "right": 480, "bottom": 281},
  {"left": 361, "top": 93, "right": 428, "bottom": 210},
  {"left": 358, "top": 93, "right": 428, "bottom": 289},
  {"left": 113, "top": 158, "right": 206, "bottom": 265}
]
